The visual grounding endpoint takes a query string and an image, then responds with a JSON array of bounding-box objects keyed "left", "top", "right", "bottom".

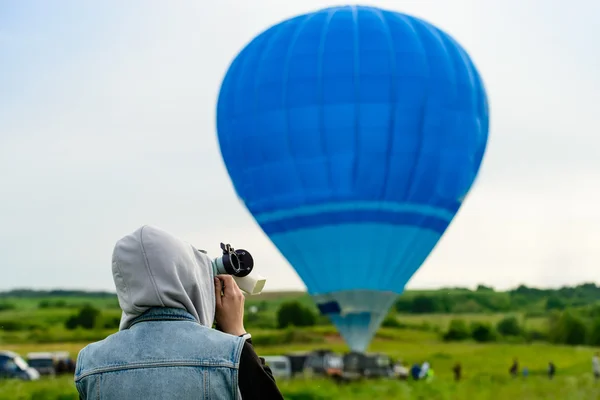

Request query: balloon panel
[{"left": 217, "top": 5, "right": 488, "bottom": 218}]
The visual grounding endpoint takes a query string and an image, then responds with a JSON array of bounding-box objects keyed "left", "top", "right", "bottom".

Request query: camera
[{"left": 211, "top": 243, "right": 266, "bottom": 295}]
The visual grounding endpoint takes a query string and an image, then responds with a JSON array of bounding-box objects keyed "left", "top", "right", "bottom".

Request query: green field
[
  {"left": 2, "top": 337, "right": 600, "bottom": 399},
  {"left": 2, "top": 374, "right": 600, "bottom": 400},
  {"left": 2, "top": 287, "right": 600, "bottom": 399}
]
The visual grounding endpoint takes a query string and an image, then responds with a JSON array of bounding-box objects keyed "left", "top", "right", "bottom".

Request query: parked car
[
  {"left": 284, "top": 352, "right": 310, "bottom": 376},
  {"left": 262, "top": 356, "right": 292, "bottom": 379},
  {"left": 27, "top": 352, "right": 56, "bottom": 376},
  {"left": 0, "top": 351, "right": 40, "bottom": 381}
]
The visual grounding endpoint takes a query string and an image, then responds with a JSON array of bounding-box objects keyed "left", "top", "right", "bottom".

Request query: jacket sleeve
[{"left": 238, "top": 339, "right": 284, "bottom": 400}]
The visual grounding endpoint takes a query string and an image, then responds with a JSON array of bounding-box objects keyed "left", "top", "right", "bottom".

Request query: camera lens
[
  {"left": 229, "top": 252, "right": 241, "bottom": 273},
  {"left": 215, "top": 243, "right": 254, "bottom": 277},
  {"left": 232, "top": 249, "right": 253, "bottom": 277}
]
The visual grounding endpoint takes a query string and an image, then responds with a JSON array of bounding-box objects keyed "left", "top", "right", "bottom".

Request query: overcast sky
[{"left": 1, "top": 0, "right": 599, "bottom": 292}]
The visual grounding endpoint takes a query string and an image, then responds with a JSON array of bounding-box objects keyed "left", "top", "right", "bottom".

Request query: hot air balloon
[{"left": 216, "top": 5, "right": 489, "bottom": 352}]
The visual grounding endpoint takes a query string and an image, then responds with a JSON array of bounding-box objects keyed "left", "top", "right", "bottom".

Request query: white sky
[{"left": 1, "top": 0, "right": 599, "bottom": 292}]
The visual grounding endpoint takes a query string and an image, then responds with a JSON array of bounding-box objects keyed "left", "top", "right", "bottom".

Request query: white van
[
  {"left": 26, "top": 352, "right": 56, "bottom": 376},
  {"left": 262, "top": 356, "right": 292, "bottom": 379}
]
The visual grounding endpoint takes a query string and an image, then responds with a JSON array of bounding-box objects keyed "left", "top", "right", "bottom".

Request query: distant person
[
  {"left": 453, "top": 362, "right": 462, "bottom": 381},
  {"left": 593, "top": 352, "right": 600, "bottom": 379},
  {"left": 522, "top": 367, "right": 529, "bottom": 378},
  {"left": 393, "top": 361, "right": 409, "bottom": 380},
  {"left": 509, "top": 358, "right": 519, "bottom": 377},
  {"left": 66, "top": 358, "right": 75, "bottom": 374},
  {"left": 55, "top": 359, "right": 66, "bottom": 375},
  {"left": 548, "top": 362, "right": 556, "bottom": 379},
  {"left": 74, "top": 225, "right": 283, "bottom": 400},
  {"left": 426, "top": 367, "right": 435, "bottom": 381},
  {"left": 419, "top": 361, "right": 430, "bottom": 379},
  {"left": 410, "top": 363, "right": 422, "bottom": 380}
]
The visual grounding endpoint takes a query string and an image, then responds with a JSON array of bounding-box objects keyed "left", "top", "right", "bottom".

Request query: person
[
  {"left": 425, "top": 367, "right": 435, "bottom": 381},
  {"left": 74, "top": 225, "right": 283, "bottom": 400},
  {"left": 593, "top": 352, "right": 600, "bottom": 380},
  {"left": 410, "top": 362, "right": 421, "bottom": 380},
  {"left": 522, "top": 366, "right": 529, "bottom": 378},
  {"left": 419, "top": 361, "right": 430, "bottom": 380},
  {"left": 452, "top": 362, "right": 462, "bottom": 381},
  {"left": 509, "top": 358, "right": 519, "bottom": 377},
  {"left": 548, "top": 361, "right": 556, "bottom": 379}
]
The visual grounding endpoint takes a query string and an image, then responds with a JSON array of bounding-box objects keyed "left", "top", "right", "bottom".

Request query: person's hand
[{"left": 214, "top": 275, "right": 246, "bottom": 336}]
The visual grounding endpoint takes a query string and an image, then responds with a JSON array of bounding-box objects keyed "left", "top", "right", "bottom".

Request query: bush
[
  {"left": 394, "top": 297, "right": 413, "bottom": 313},
  {"left": 443, "top": 319, "right": 470, "bottom": 341},
  {"left": 588, "top": 318, "right": 600, "bottom": 346},
  {"left": 64, "top": 304, "right": 101, "bottom": 330},
  {"left": 470, "top": 322, "right": 496, "bottom": 342},
  {"left": 244, "top": 312, "right": 277, "bottom": 330},
  {"left": 452, "top": 299, "right": 484, "bottom": 314},
  {"left": 411, "top": 295, "right": 444, "bottom": 313},
  {"left": 251, "top": 328, "right": 323, "bottom": 346},
  {"left": 102, "top": 316, "right": 121, "bottom": 329},
  {"left": 0, "top": 319, "right": 45, "bottom": 332},
  {"left": 0, "top": 320, "right": 26, "bottom": 331},
  {"left": 496, "top": 316, "right": 522, "bottom": 336},
  {"left": 277, "top": 301, "right": 316, "bottom": 329},
  {"left": 546, "top": 296, "right": 566, "bottom": 311},
  {"left": 549, "top": 311, "right": 587, "bottom": 345},
  {"left": 525, "top": 329, "right": 548, "bottom": 342},
  {"left": 382, "top": 315, "right": 402, "bottom": 328},
  {"left": 0, "top": 302, "right": 16, "bottom": 311}
]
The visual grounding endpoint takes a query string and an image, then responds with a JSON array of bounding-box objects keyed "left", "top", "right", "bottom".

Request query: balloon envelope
[{"left": 216, "top": 5, "right": 489, "bottom": 351}]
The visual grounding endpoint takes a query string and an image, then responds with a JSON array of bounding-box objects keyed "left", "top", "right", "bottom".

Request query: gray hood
[{"left": 112, "top": 225, "right": 215, "bottom": 330}]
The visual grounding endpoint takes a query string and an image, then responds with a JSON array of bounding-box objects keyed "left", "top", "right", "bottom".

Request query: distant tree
[
  {"left": 476, "top": 285, "right": 494, "bottom": 292},
  {"left": 77, "top": 305, "right": 100, "bottom": 329},
  {"left": 38, "top": 299, "right": 68, "bottom": 309},
  {"left": 257, "top": 301, "right": 269, "bottom": 312},
  {"left": 64, "top": 304, "right": 101, "bottom": 330},
  {"left": 452, "top": 299, "right": 484, "bottom": 314},
  {"left": 443, "top": 319, "right": 470, "bottom": 341},
  {"left": 470, "top": 322, "right": 496, "bottom": 342},
  {"left": 382, "top": 315, "right": 402, "bottom": 328},
  {"left": 546, "top": 296, "right": 566, "bottom": 311},
  {"left": 589, "top": 318, "right": 600, "bottom": 346},
  {"left": 277, "top": 301, "right": 316, "bottom": 329},
  {"left": 496, "top": 316, "right": 522, "bottom": 336},
  {"left": 103, "top": 317, "right": 121, "bottom": 329},
  {"left": 394, "top": 297, "right": 414, "bottom": 313},
  {"left": 411, "top": 295, "right": 442, "bottom": 314},
  {"left": 65, "top": 316, "right": 79, "bottom": 330},
  {"left": 549, "top": 311, "right": 587, "bottom": 345},
  {"left": 38, "top": 300, "right": 51, "bottom": 309}
]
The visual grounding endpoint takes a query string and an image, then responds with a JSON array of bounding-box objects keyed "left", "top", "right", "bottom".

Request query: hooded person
[{"left": 74, "top": 225, "right": 283, "bottom": 400}]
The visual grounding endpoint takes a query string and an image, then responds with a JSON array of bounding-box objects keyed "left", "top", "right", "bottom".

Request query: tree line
[
  {"left": 4, "top": 282, "right": 600, "bottom": 314},
  {"left": 393, "top": 283, "right": 600, "bottom": 314}
]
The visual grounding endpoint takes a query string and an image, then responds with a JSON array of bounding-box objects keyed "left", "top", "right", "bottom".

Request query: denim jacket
[{"left": 74, "top": 307, "right": 245, "bottom": 400}]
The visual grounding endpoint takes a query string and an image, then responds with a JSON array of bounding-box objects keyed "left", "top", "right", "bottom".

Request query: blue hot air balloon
[{"left": 216, "top": 5, "right": 489, "bottom": 352}]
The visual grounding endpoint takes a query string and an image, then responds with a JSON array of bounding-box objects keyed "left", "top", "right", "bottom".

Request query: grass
[
  {"left": 2, "top": 330, "right": 600, "bottom": 399},
  {"left": 2, "top": 373, "right": 600, "bottom": 400},
  {"left": 0, "top": 294, "right": 595, "bottom": 398},
  {"left": 395, "top": 313, "right": 548, "bottom": 331}
]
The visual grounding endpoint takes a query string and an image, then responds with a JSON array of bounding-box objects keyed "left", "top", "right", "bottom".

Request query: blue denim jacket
[{"left": 74, "top": 307, "right": 245, "bottom": 399}]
